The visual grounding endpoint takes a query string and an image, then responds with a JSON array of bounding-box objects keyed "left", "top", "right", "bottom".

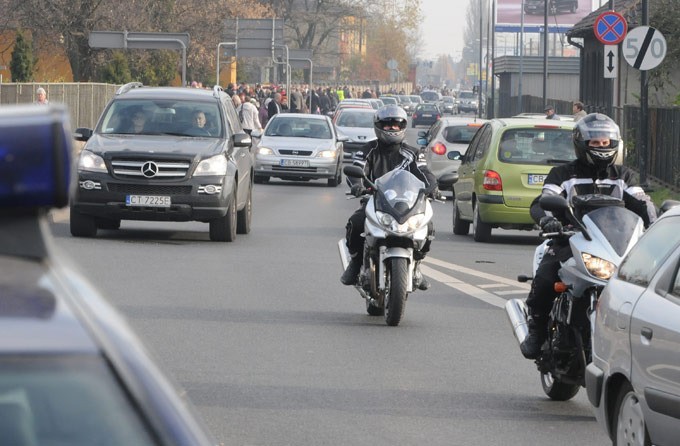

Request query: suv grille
[
  {"left": 107, "top": 184, "right": 192, "bottom": 195},
  {"left": 111, "top": 158, "right": 191, "bottom": 179}
]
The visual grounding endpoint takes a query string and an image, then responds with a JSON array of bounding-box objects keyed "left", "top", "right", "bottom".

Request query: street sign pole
[
  {"left": 640, "top": 0, "right": 649, "bottom": 188},
  {"left": 603, "top": 45, "right": 618, "bottom": 78}
]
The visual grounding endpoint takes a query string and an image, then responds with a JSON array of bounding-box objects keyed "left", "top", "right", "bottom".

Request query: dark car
[
  {"left": 411, "top": 103, "right": 441, "bottom": 128},
  {"left": 524, "top": 0, "right": 578, "bottom": 14},
  {"left": 72, "top": 82, "right": 253, "bottom": 242},
  {"left": 0, "top": 104, "right": 216, "bottom": 446}
]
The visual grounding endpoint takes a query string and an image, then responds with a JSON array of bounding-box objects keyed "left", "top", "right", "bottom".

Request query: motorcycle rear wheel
[
  {"left": 384, "top": 258, "right": 408, "bottom": 326},
  {"left": 541, "top": 372, "right": 580, "bottom": 401}
]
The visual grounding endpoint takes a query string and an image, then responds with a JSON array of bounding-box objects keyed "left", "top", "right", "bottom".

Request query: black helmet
[
  {"left": 573, "top": 113, "right": 620, "bottom": 169},
  {"left": 374, "top": 104, "right": 408, "bottom": 145}
]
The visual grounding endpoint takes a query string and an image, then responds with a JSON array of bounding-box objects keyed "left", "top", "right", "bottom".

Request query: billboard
[{"left": 495, "top": 0, "right": 598, "bottom": 33}]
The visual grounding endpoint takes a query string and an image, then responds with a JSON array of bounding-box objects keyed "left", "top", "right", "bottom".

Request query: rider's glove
[
  {"left": 539, "top": 216, "right": 563, "bottom": 233},
  {"left": 350, "top": 184, "right": 366, "bottom": 197}
]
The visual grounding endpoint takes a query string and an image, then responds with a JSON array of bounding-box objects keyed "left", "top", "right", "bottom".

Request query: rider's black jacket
[
  {"left": 352, "top": 140, "right": 436, "bottom": 192},
  {"left": 529, "top": 159, "right": 657, "bottom": 227}
]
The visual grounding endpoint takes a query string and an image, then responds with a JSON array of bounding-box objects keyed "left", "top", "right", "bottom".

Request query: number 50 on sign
[{"left": 622, "top": 26, "right": 667, "bottom": 71}]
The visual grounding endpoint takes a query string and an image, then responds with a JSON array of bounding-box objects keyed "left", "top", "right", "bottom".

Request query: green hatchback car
[{"left": 451, "top": 118, "right": 579, "bottom": 242}]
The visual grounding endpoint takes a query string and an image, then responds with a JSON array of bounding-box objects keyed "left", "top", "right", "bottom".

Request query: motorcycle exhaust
[
  {"left": 337, "top": 239, "right": 350, "bottom": 270},
  {"left": 505, "top": 298, "right": 529, "bottom": 346}
]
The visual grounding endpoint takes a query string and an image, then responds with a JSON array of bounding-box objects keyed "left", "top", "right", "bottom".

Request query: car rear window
[
  {"left": 420, "top": 91, "right": 440, "bottom": 102},
  {"left": 443, "top": 125, "right": 479, "bottom": 143},
  {"left": 497, "top": 128, "right": 576, "bottom": 164},
  {"left": 336, "top": 111, "right": 374, "bottom": 128}
]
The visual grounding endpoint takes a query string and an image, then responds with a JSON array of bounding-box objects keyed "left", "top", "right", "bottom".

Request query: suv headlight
[
  {"left": 257, "top": 147, "right": 274, "bottom": 156},
  {"left": 78, "top": 150, "right": 107, "bottom": 173},
  {"left": 194, "top": 154, "right": 227, "bottom": 176}
]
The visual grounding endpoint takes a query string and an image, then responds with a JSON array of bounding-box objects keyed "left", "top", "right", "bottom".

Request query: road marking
[
  {"left": 424, "top": 257, "right": 531, "bottom": 290},
  {"left": 420, "top": 256, "right": 530, "bottom": 308},
  {"left": 420, "top": 264, "right": 508, "bottom": 309}
]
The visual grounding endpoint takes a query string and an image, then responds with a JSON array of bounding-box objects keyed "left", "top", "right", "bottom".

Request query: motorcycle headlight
[
  {"left": 194, "top": 154, "right": 227, "bottom": 176},
  {"left": 377, "top": 211, "right": 425, "bottom": 234},
  {"left": 582, "top": 253, "right": 616, "bottom": 280},
  {"left": 78, "top": 150, "right": 107, "bottom": 173}
]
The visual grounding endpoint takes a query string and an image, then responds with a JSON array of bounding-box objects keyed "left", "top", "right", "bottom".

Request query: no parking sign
[{"left": 594, "top": 11, "right": 627, "bottom": 45}]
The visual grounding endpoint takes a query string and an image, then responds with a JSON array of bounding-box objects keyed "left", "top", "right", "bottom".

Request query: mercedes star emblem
[{"left": 141, "top": 161, "right": 159, "bottom": 178}]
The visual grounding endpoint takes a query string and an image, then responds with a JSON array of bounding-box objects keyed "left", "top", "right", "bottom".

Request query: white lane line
[
  {"left": 424, "top": 256, "right": 532, "bottom": 290},
  {"left": 478, "top": 284, "right": 509, "bottom": 289},
  {"left": 495, "top": 290, "right": 530, "bottom": 296},
  {"left": 420, "top": 264, "right": 507, "bottom": 308}
]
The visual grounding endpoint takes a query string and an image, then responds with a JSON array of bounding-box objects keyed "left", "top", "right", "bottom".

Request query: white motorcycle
[
  {"left": 338, "top": 165, "right": 435, "bottom": 326},
  {"left": 505, "top": 193, "right": 645, "bottom": 400}
]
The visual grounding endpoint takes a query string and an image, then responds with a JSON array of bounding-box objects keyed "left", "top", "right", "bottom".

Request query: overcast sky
[{"left": 419, "top": 0, "right": 471, "bottom": 60}]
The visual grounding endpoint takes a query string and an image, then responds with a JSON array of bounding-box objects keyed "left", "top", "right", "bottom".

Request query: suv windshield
[
  {"left": 265, "top": 117, "right": 331, "bottom": 139},
  {"left": 98, "top": 99, "right": 223, "bottom": 137},
  {"left": 420, "top": 91, "right": 440, "bottom": 102}
]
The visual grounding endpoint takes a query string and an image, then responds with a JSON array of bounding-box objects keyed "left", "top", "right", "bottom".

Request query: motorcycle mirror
[
  {"left": 539, "top": 194, "right": 568, "bottom": 213},
  {"left": 438, "top": 172, "right": 458, "bottom": 187},
  {"left": 343, "top": 165, "right": 365, "bottom": 178}
]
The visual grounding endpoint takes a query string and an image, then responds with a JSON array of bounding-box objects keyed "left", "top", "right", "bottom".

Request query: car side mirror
[
  {"left": 251, "top": 129, "right": 263, "bottom": 139},
  {"left": 447, "top": 150, "right": 461, "bottom": 160},
  {"left": 417, "top": 130, "right": 427, "bottom": 138},
  {"left": 75, "top": 127, "right": 93, "bottom": 141},
  {"left": 233, "top": 132, "right": 252, "bottom": 147},
  {"left": 417, "top": 137, "right": 427, "bottom": 146}
]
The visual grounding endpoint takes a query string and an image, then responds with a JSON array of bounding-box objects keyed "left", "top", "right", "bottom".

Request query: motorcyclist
[
  {"left": 340, "top": 104, "right": 438, "bottom": 290},
  {"left": 520, "top": 113, "right": 657, "bottom": 359}
]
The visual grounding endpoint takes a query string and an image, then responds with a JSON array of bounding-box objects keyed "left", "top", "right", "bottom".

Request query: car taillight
[
  {"left": 432, "top": 142, "right": 447, "bottom": 155},
  {"left": 412, "top": 113, "right": 417, "bottom": 119},
  {"left": 436, "top": 114, "right": 441, "bottom": 120},
  {"left": 483, "top": 170, "right": 503, "bottom": 191}
]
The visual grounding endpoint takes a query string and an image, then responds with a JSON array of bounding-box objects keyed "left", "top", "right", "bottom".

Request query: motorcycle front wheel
[
  {"left": 541, "top": 372, "right": 580, "bottom": 401},
  {"left": 384, "top": 258, "right": 408, "bottom": 326}
]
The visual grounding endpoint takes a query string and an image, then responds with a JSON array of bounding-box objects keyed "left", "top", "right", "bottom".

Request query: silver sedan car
[
  {"left": 586, "top": 204, "right": 680, "bottom": 446},
  {"left": 253, "top": 113, "right": 346, "bottom": 186},
  {"left": 417, "top": 117, "right": 485, "bottom": 191}
]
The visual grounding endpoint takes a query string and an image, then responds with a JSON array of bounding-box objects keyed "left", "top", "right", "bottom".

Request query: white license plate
[
  {"left": 528, "top": 174, "right": 546, "bottom": 185},
  {"left": 280, "top": 159, "right": 309, "bottom": 167},
  {"left": 126, "top": 195, "right": 171, "bottom": 207},
  {"left": 422, "top": 114, "right": 432, "bottom": 117}
]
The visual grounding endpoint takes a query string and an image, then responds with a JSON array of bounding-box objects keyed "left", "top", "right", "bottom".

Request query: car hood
[
  {"left": 84, "top": 134, "right": 225, "bottom": 157},
  {"left": 259, "top": 135, "right": 337, "bottom": 152},
  {"left": 335, "top": 127, "right": 376, "bottom": 142}
]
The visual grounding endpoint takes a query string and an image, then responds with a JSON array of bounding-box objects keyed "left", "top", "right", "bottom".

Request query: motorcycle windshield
[
  {"left": 374, "top": 169, "right": 426, "bottom": 223},
  {"left": 586, "top": 206, "right": 641, "bottom": 257}
]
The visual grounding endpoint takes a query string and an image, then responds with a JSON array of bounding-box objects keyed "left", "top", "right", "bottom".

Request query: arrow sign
[{"left": 604, "top": 45, "right": 618, "bottom": 78}]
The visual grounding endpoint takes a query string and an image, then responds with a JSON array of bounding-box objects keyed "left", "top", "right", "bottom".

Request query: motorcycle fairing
[{"left": 373, "top": 169, "right": 427, "bottom": 224}]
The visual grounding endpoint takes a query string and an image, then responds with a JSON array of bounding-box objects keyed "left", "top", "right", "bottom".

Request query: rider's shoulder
[{"left": 400, "top": 142, "right": 419, "bottom": 155}]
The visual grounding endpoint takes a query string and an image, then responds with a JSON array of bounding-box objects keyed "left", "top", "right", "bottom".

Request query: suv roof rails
[
  {"left": 212, "top": 85, "right": 224, "bottom": 99},
  {"left": 116, "top": 82, "right": 144, "bottom": 95}
]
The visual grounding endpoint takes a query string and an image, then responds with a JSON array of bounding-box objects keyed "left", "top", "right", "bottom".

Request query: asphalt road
[{"left": 48, "top": 121, "right": 610, "bottom": 445}]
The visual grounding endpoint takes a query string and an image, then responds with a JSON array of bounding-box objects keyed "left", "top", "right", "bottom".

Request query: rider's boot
[
  {"left": 413, "top": 261, "right": 430, "bottom": 291},
  {"left": 341, "top": 255, "right": 362, "bottom": 286},
  {"left": 520, "top": 315, "right": 547, "bottom": 359}
]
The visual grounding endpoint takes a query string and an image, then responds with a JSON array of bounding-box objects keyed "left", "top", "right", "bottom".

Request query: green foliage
[
  {"left": 99, "top": 51, "right": 132, "bottom": 84},
  {"left": 648, "top": 0, "right": 680, "bottom": 92},
  {"left": 10, "top": 31, "right": 35, "bottom": 82},
  {"left": 648, "top": 187, "right": 680, "bottom": 208},
  {"left": 129, "top": 51, "right": 179, "bottom": 86}
]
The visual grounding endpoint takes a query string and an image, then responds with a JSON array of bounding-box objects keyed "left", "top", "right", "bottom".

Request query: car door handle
[{"left": 641, "top": 327, "right": 653, "bottom": 340}]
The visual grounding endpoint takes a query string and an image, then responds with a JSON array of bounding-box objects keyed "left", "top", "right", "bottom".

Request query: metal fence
[
  {"left": 0, "top": 83, "right": 118, "bottom": 129},
  {"left": 623, "top": 106, "right": 680, "bottom": 189}
]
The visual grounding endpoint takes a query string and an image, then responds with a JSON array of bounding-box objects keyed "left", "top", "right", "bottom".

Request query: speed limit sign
[{"left": 622, "top": 26, "right": 667, "bottom": 70}]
